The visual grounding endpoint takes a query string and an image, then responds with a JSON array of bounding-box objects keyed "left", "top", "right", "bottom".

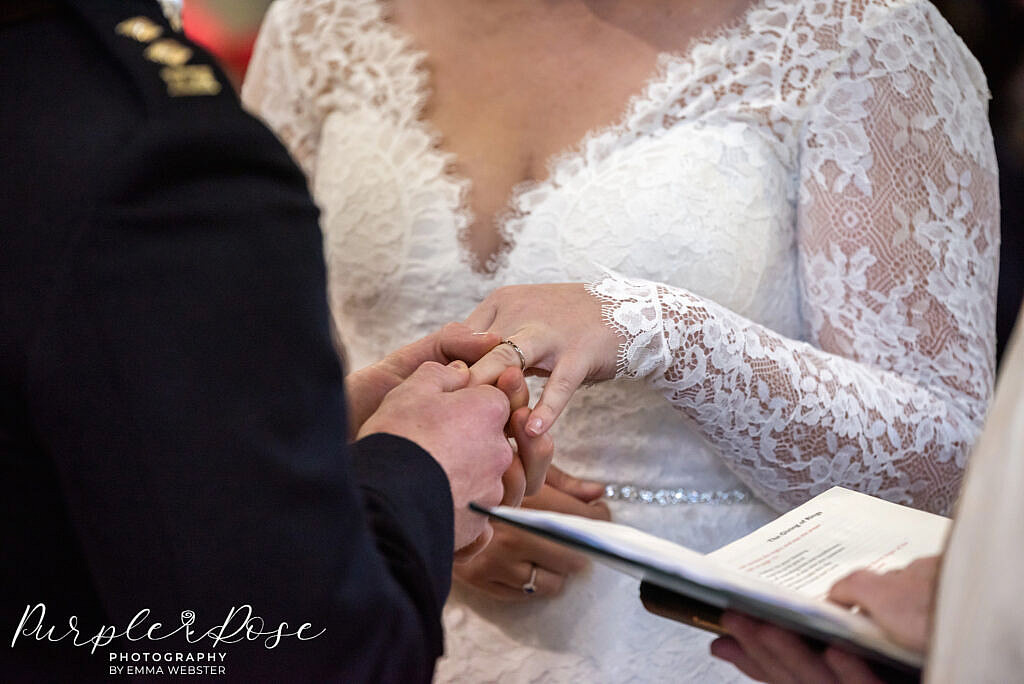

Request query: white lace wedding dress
[{"left": 243, "top": 0, "right": 999, "bottom": 680}]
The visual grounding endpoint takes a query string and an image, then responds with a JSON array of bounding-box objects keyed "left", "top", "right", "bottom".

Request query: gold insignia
[
  {"left": 144, "top": 39, "right": 194, "bottom": 67},
  {"left": 115, "top": 16, "right": 164, "bottom": 43},
  {"left": 160, "top": 65, "right": 222, "bottom": 97}
]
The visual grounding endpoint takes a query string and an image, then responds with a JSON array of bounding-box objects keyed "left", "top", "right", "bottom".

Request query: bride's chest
[{"left": 313, "top": 108, "right": 800, "bottom": 327}]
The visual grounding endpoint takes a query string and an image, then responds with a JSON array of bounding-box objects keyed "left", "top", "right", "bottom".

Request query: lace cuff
[
  {"left": 586, "top": 276, "right": 673, "bottom": 379},
  {"left": 587, "top": 270, "right": 980, "bottom": 514}
]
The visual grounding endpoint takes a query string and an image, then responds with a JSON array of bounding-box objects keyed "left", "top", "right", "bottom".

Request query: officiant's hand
[
  {"left": 358, "top": 360, "right": 513, "bottom": 554},
  {"left": 464, "top": 283, "right": 622, "bottom": 439},
  {"left": 827, "top": 556, "right": 938, "bottom": 653},
  {"left": 709, "top": 555, "right": 940, "bottom": 683},
  {"left": 453, "top": 466, "right": 611, "bottom": 599}
]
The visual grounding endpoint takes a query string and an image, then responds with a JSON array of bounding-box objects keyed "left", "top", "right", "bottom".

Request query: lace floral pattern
[
  {"left": 243, "top": 0, "right": 494, "bottom": 358},
  {"left": 586, "top": 0, "right": 998, "bottom": 516},
  {"left": 243, "top": 0, "right": 998, "bottom": 680}
]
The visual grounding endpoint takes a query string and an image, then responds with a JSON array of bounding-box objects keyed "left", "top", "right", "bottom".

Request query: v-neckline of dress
[{"left": 368, "top": 0, "right": 770, "bottom": 278}]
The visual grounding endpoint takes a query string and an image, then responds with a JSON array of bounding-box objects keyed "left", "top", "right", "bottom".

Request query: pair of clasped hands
[
  {"left": 348, "top": 283, "right": 941, "bottom": 681},
  {"left": 348, "top": 284, "right": 615, "bottom": 596}
]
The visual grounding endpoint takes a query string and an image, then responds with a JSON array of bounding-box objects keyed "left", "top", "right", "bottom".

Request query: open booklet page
[
  {"left": 706, "top": 487, "right": 949, "bottom": 598},
  {"left": 476, "top": 487, "right": 950, "bottom": 669}
]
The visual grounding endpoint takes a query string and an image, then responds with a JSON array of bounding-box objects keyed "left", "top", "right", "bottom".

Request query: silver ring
[
  {"left": 500, "top": 339, "right": 527, "bottom": 371},
  {"left": 522, "top": 564, "right": 538, "bottom": 595}
]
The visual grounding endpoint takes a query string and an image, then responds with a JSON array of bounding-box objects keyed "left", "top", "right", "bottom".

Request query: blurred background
[
  {"left": 180, "top": 0, "right": 271, "bottom": 88},
  {"left": 181, "top": 0, "right": 1023, "bottom": 365}
]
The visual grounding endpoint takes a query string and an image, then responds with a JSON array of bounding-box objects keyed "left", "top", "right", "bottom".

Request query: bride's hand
[
  {"left": 464, "top": 284, "right": 622, "bottom": 438},
  {"left": 453, "top": 466, "right": 611, "bottom": 599}
]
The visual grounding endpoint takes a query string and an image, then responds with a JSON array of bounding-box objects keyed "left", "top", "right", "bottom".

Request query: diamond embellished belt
[{"left": 603, "top": 484, "right": 750, "bottom": 505}]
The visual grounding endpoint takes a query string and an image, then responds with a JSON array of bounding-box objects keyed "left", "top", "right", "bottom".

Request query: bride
[{"left": 242, "top": 0, "right": 999, "bottom": 680}]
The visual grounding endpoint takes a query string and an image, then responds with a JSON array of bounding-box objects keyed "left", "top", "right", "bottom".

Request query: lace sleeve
[
  {"left": 588, "top": 5, "right": 999, "bottom": 515},
  {"left": 242, "top": 0, "right": 425, "bottom": 185},
  {"left": 241, "top": 2, "right": 321, "bottom": 177}
]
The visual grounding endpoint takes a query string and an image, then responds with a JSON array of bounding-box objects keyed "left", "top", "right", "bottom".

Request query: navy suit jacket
[{"left": 0, "top": 1, "right": 453, "bottom": 681}]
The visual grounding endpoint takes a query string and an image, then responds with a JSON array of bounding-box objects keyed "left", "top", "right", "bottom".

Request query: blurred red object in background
[{"left": 182, "top": 0, "right": 271, "bottom": 88}]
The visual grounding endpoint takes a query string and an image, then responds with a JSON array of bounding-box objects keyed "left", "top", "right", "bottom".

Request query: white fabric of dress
[{"left": 243, "top": 0, "right": 999, "bottom": 680}]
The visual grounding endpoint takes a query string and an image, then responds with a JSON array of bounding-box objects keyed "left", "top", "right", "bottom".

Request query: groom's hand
[
  {"left": 346, "top": 323, "right": 502, "bottom": 436},
  {"left": 358, "top": 360, "right": 513, "bottom": 553},
  {"left": 348, "top": 322, "right": 554, "bottom": 501}
]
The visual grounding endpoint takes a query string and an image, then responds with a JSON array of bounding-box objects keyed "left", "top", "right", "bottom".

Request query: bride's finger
[
  {"left": 491, "top": 564, "right": 567, "bottom": 600},
  {"left": 545, "top": 465, "right": 605, "bottom": 503},
  {"left": 525, "top": 354, "right": 589, "bottom": 437},
  {"left": 437, "top": 322, "right": 501, "bottom": 365},
  {"left": 510, "top": 407, "right": 553, "bottom": 496},
  {"left": 467, "top": 337, "right": 536, "bottom": 388},
  {"left": 462, "top": 300, "right": 498, "bottom": 334},
  {"left": 453, "top": 523, "right": 493, "bottom": 564}
]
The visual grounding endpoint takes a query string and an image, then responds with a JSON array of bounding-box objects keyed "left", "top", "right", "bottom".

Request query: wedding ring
[
  {"left": 522, "top": 564, "right": 538, "bottom": 595},
  {"left": 500, "top": 339, "right": 527, "bottom": 371}
]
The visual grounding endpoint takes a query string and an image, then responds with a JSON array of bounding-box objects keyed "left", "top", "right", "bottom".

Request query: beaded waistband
[{"left": 603, "top": 484, "right": 750, "bottom": 505}]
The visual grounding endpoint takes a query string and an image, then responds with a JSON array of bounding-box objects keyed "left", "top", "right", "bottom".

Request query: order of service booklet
[{"left": 472, "top": 487, "right": 950, "bottom": 678}]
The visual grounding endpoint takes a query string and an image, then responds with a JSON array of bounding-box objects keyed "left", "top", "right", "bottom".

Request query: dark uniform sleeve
[{"left": 2, "top": 2, "right": 452, "bottom": 681}]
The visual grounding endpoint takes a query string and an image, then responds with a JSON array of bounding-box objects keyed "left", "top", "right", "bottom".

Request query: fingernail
[
  {"left": 527, "top": 417, "right": 543, "bottom": 435},
  {"left": 471, "top": 331, "right": 490, "bottom": 336},
  {"left": 449, "top": 360, "right": 467, "bottom": 370}
]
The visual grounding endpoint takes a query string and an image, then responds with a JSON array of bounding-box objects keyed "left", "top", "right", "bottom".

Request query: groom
[{"left": 0, "top": 1, "right": 549, "bottom": 681}]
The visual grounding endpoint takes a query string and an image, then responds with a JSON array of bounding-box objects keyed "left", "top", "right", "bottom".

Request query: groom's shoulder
[
  {"left": 1, "top": 0, "right": 306, "bottom": 206},
  {"left": 1, "top": 1, "right": 244, "bottom": 130},
  {"left": 0, "top": 0, "right": 316, "bottom": 368},
  {"left": 55, "top": 0, "right": 236, "bottom": 115},
  {"left": 0, "top": 0, "right": 255, "bottom": 225}
]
